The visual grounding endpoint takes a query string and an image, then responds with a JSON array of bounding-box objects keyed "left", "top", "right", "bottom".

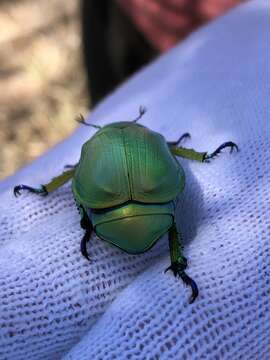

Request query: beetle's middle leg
[
  {"left": 165, "top": 223, "right": 198, "bottom": 304},
  {"left": 13, "top": 169, "right": 75, "bottom": 197}
]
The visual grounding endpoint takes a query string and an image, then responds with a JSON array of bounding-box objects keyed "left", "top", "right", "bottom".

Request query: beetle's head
[
  {"left": 102, "top": 121, "right": 145, "bottom": 130},
  {"left": 102, "top": 106, "right": 147, "bottom": 130},
  {"left": 89, "top": 201, "right": 174, "bottom": 254}
]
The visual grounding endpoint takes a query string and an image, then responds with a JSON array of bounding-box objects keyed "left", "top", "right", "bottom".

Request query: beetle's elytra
[{"left": 14, "top": 108, "right": 239, "bottom": 303}]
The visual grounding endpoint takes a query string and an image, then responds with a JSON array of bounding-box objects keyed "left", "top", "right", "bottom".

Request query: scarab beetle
[{"left": 14, "top": 107, "right": 238, "bottom": 303}]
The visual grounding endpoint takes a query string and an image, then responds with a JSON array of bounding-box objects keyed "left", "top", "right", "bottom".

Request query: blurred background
[
  {"left": 0, "top": 0, "right": 244, "bottom": 180},
  {"left": 0, "top": 0, "right": 87, "bottom": 180}
]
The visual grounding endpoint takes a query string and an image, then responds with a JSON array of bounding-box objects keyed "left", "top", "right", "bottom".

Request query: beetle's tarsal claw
[
  {"left": 203, "top": 141, "right": 239, "bottom": 162},
  {"left": 81, "top": 227, "right": 91, "bottom": 261},
  {"left": 164, "top": 266, "right": 170, "bottom": 274},
  {"left": 165, "top": 259, "right": 198, "bottom": 303},
  {"left": 178, "top": 132, "right": 191, "bottom": 143},
  {"left": 179, "top": 271, "right": 199, "bottom": 304},
  {"left": 64, "top": 164, "right": 75, "bottom": 169},
  {"left": 13, "top": 184, "right": 48, "bottom": 197},
  {"left": 164, "top": 264, "right": 178, "bottom": 277},
  {"left": 13, "top": 186, "right": 21, "bottom": 197},
  {"left": 167, "top": 132, "right": 191, "bottom": 146}
]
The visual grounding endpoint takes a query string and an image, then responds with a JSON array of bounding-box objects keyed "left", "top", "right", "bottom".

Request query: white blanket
[{"left": 0, "top": 0, "right": 269, "bottom": 359}]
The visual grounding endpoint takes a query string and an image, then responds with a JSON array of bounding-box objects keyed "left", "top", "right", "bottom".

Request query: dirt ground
[{"left": 0, "top": 0, "right": 89, "bottom": 180}]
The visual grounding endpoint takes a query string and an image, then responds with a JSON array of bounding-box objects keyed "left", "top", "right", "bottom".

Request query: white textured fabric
[{"left": 1, "top": 0, "right": 270, "bottom": 359}]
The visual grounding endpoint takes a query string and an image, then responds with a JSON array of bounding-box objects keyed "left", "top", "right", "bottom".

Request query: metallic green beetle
[{"left": 14, "top": 108, "right": 238, "bottom": 303}]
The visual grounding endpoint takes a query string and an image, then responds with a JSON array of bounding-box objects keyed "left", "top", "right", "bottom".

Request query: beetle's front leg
[
  {"left": 165, "top": 223, "right": 198, "bottom": 304},
  {"left": 169, "top": 141, "right": 238, "bottom": 162},
  {"left": 13, "top": 169, "right": 75, "bottom": 197}
]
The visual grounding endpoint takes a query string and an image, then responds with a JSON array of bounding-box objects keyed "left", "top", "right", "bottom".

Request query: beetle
[{"left": 13, "top": 107, "right": 238, "bottom": 303}]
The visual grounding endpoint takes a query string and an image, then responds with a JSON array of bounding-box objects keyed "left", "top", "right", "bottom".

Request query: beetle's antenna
[
  {"left": 76, "top": 114, "right": 102, "bottom": 129},
  {"left": 133, "top": 106, "right": 147, "bottom": 123}
]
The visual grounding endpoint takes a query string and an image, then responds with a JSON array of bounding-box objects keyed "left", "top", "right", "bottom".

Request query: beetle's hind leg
[
  {"left": 165, "top": 223, "right": 198, "bottom": 304},
  {"left": 167, "top": 132, "right": 191, "bottom": 146}
]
